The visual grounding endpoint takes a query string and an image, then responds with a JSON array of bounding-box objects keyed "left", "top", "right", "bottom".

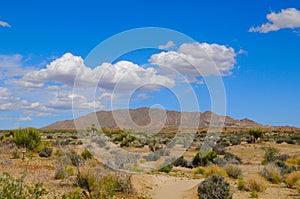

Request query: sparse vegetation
[
  {"left": 224, "top": 164, "right": 242, "bottom": 179},
  {"left": 13, "top": 128, "right": 41, "bottom": 150},
  {"left": 81, "top": 149, "right": 93, "bottom": 160},
  {"left": 260, "top": 163, "right": 281, "bottom": 184},
  {"left": 285, "top": 171, "right": 300, "bottom": 193},
  {"left": 0, "top": 172, "right": 48, "bottom": 199},
  {"left": 244, "top": 174, "right": 267, "bottom": 192},
  {"left": 39, "top": 146, "right": 52, "bottom": 158},
  {"left": 192, "top": 150, "right": 217, "bottom": 167},
  {"left": 197, "top": 175, "right": 232, "bottom": 199},
  {"left": 262, "top": 146, "right": 280, "bottom": 164},
  {"left": 204, "top": 164, "right": 228, "bottom": 177}
]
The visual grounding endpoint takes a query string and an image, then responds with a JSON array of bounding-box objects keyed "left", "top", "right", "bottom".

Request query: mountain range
[{"left": 42, "top": 107, "right": 298, "bottom": 132}]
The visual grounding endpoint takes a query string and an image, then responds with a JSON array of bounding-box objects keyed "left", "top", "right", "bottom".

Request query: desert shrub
[
  {"left": 213, "top": 157, "right": 227, "bottom": 166},
  {"left": 275, "top": 160, "right": 295, "bottom": 175},
  {"left": 143, "top": 152, "right": 160, "bottom": 161},
  {"left": 224, "top": 164, "right": 242, "bottom": 179},
  {"left": 55, "top": 166, "right": 67, "bottom": 179},
  {"left": 54, "top": 148, "right": 64, "bottom": 157},
  {"left": 260, "top": 163, "right": 281, "bottom": 184},
  {"left": 81, "top": 149, "right": 93, "bottom": 160},
  {"left": 172, "top": 156, "right": 187, "bottom": 167},
  {"left": 223, "top": 152, "right": 242, "bottom": 164},
  {"left": 262, "top": 147, "right": 279, "bottom": 164},
  {"left": 230, "top": 137, "right": 241, "bottom": 146},
  {"left": 250, "top": 190, "right": 258, "bottom": 198},
  {"left": 286, "top": 155, "right": 300, "bottom": 166},
  {"left": 237, "top": 176, "right": 244, "bottom": 190},
  {"left": 285, "top": 171, "right": 300, "bottom": 192},
  {"left": 46, "top": 135, "right": 53, "bottom": 139},
  {"left": 62, "top": 189, "right": 82, "bottom": 199},
  {"left": 197, "top": 175, "right": 232, "bottom": 199},
  {"left": 11, "top": 148, "right": 20, "bottom": 159},
  {"left": 192, "top": 150, "right": 217, "bottom": 167},
  {"left": 39, "top": 146, "right": 52, "bottom": 158},
  {"left": 277, "top": 154, "right": 290, "bottom": 162},
  {"left": 113, "top": 133, "right": 127, "bottom": 143},
  {"left": 244, "top": 174, "right": 267, "bottom": 192},
  {"left": 13, "top": 128, "right": 41, "bottom": 150},
  {"left": 195, "top": 167, "right": 205, "bottom": 175},
  {"left": 212, "top": 144, "right": 226, "bottom": 155},
  {"left": 0, "top": 172, "right": 48, "bottom": 199},
  {"left": 70, "top": 151, "right": 84, "bottom": 167},
  {"left": 76, "top": 169, "right": 132, "bottom": 198},
  {"left": 204, "top": 164, "right": 228, "bottom": 177},
  {"left": 159, "top": 165, "right": 173, "bottom": 173},
  {"left": 249, "top": 129, "right": 263, "bottom": 141}
]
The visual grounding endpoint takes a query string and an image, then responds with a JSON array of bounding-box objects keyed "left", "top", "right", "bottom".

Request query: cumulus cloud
[
  {"left": 0, "top": 54, "right": 37, "bottom": 80},
  {"left": 46, "top": 92, "right": 102, "bottom": 110},
  {"left": 158, "top": 41, "right": 176, "bottom": 50},
  {"left": 0, "top": 116, "right": 32, "bottom": 121},
  {"left": 0, "top": 20, "right": 11, "bottom": 28},
  {"left": 15, "top": 53, "right": 175, "bottom": 91},
  {"left": 249, "top": 8, "right": 300, "bottom": 33},
  {"left": 149, "top": 42, "right": 237, "bottom": 77}
]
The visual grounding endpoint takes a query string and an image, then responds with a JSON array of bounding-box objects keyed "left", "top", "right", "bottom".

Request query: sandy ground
[{"left": 132, "top": 173, "right": 200, "bottom": 199}]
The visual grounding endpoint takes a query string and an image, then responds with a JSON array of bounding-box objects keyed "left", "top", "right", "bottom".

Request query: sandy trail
[{"left": 132, "top": 174, "right": 201, "bottom": 199}]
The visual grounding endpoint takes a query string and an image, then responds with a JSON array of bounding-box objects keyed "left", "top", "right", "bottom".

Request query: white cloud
[
  {"left": 93, "top": 61, "right": 175, "bottom": 91},
  {"left": 19, "top": 116, "right": 32, "bottom": 121},
  {"left": 158, "top": 41, "right": 176, "bottom": 50},
  {"left": 0, "top": 54, "right": 36, "bottom": 80},
  {"left": 0, "top": 116, "right": 32, "bottom": 121},
  {"left": 149, "top": 42, "right": 237, "bottom": 77},
  {"left": 0, "top": 20, "right": 11, "bottom": 28},
  {"left": 46, "top": 92, "right": 102, "bottom": 110},
  {"left": 15, "top": 53, "right": 175, "bottom": 91},
  {"left": 249, "top": 8, "right": 300, "bottom": 33}
]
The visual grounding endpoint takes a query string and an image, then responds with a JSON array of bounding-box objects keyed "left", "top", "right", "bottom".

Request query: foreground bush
[
  {"left": 260, "top": 163, "right": 281, "bottom": 184},
  {"left": 244, "top": 174, "right": 267, "bottom": 192},
  {"left": 197, "top": 175, "right": 232, "bottom": 199},
  {"left": 193, "top": 150, "right": 217, "bottom": 167},
  {"left": 81, "top": 149, "right": 93, "bottom": 160},
  {"left": 224, "top": 164, "right": 242, "bottom": 179},
  {"left": 285, "top": 171, "right": 300, "bottom": 193},
  {"left": 13, "top": 128, "right": 41, "bottom": 150},
  {"left": 76, "top": 169, "right": 133, "bottom": 198},
  {"left": 39, "top": 146, "right": 52, "bottom": 158},
  {"left": 262, "top": 147, "right": 279, "bottom": 164},
  {"left": 0, "top": 172, "right": 48, "bottom": 199},
  {"left": 204, "top": 164, "right": 228, "bottom": 177}
]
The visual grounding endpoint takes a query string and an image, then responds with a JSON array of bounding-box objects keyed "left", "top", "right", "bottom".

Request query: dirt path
[{"left": 132, "top": 174, "right": 201, "bottom": 199}]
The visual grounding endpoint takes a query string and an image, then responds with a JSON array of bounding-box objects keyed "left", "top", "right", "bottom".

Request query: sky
[{"left": 0, "top": 0, "right": 300, "bottom": 129}]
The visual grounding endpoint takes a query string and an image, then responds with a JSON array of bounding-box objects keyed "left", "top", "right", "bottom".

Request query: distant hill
[{"left": 42, "top": 107, "right": 287, "bottom": 131}]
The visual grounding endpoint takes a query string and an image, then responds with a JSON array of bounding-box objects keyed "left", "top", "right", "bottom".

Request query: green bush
[
  {"left": 260, "top": 163, "right": 281, "bottom": 184},
  {"left": 0, "top": 172, "right": 48, "bottom": 199},
  {"left": 70, "top": 151, "right": 84, "bottom": 167},
  {"left": 159, "top": 165, "right": 173, "bottom": 173},
  {"left": 55, "top": 166, "right": 67, "bottom": 179},
  {"left": 197, "top": 175, "right": 232, "bottom": 199},
  {"left": 224, "top": 164, "right": 242, "bottom": 179},
  {"left": 13, "top": 128, "right": 41, "bottom": 150},
  {"left": 81, "top": 149, "right": 93, "bottom": 160},
  {"left": 193, "top": 150, "right": 217, "bottom": 167},
  {"left": 76, "top": 169, "right": 133, "bottom": 198},
  {"left": 173, "top": 156, "right": 187, "bottom": 167},
  {"left": 237, "top": 176, "right": 244, "bottom": 190},
  {"left": 39, "top": 147, "right": 52, "bottom": 158},
  {"left": 262, "top": 147, "right": 279, "bottom": 164},
  {"left": 250, "top": 190, "right": 258, "bottom": 198}
]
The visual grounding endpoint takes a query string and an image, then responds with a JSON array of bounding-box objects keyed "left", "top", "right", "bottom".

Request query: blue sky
[{"left": 0, "top": 0, "right": 300, "bottom": 129}]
